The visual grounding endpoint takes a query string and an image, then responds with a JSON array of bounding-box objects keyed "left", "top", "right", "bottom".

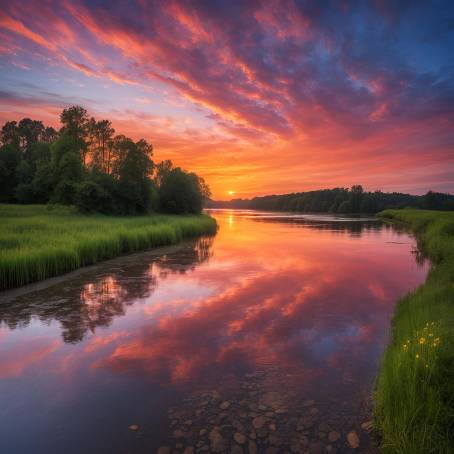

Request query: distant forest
[
  {"left": 0, "top": 106, "right": 210, "bottom": 215},
  {"left": 207, "top": 186, "right": 454, "bottom": 213}
]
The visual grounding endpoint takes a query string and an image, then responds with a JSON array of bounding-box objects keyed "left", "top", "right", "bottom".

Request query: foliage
[
  {"left": 0, "top": 204, "right": 217, "bottom": 290},
  {"left": 208, "top": 186, "right": 454, "bottom": 214},
  {"left": 375, "top": 209, "right": 454, "bottom": 454},
  {"left": 158, "top": 167, "right": 209, "bottom": 214},
  {"left": 0, "top": 106, "right": 209, "bottom": 214}
]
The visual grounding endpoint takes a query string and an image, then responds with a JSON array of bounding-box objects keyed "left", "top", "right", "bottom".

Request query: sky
[{"left": 1, "top": 0, "right": 453, "bottom": 199}]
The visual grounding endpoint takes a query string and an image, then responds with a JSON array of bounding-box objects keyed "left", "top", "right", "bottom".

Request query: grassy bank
[
  {"left": 375, "top": 209, "right": 454, "bottom": 453},
  {"left": 0, "top": 204, "right": 217, "bottom": 290}
]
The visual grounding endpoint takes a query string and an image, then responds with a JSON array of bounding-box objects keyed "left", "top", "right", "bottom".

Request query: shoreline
[
  {"left": 0, "top": 204, "right": 217, "bottom": 291},
  {"left": 374, "top": 209, "right": 454, "bottom": 453}
]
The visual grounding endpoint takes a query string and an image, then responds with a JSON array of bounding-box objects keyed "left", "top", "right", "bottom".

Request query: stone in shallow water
[
  {"left": 347, "top": 431, "right": 360, "bottom": 449},
  {"left": 209, "top": 427, "right": 228, "bottom": 452},
  {"left": 252, "top": 415, "right": 266, "bottom": 429},
  {"left": 219, "top": 401, "right": 230, "bottom": 410},
  {"left": 173, "top": 429, "right": 184, "bottom": 438},
  {"left": 302, "top": 400, "right": 315, "bottom": 407},
  {"left": 328, "top": 431, "right": 340, "bottom": 442},
  {"left": 233, "top": 432, "right": 247, "bottom": 444},
  {"left": 157, "top": 447, "right": 171, "bottom": 454}
]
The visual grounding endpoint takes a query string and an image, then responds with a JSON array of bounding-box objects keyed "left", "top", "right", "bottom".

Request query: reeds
[
  {"left": 0, "top": 204, "right": 217, "bottom": 290},
  {"left": 375, "top": 209, "right": 454, "bottom": 454}
]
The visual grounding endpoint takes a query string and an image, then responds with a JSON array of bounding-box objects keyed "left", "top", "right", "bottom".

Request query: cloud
[{"left": 0, "top": 0, "right": 453, "bottom": 196}]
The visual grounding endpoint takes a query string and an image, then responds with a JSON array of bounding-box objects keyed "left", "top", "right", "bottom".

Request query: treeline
[
  {"left": 0, "top": 106, "right": 210, "bottom": 214},
  {"left": 207, "top": 186, "right": 454, "bottom": 213}
]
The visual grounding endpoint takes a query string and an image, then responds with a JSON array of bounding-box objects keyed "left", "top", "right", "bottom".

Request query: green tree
[
  {"left": 159, "top": 167, "right": 207, "bottom": 214},
  {"left": 60, "top": 106, "right": 89, "bottom": 164}
]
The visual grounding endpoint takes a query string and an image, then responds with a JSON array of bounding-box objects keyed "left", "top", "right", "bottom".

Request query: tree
[
  {"left": 111, "top": 136, "right": 155, "bottom": 213},
  {"left": 50, "top": 134, "right": 84, "bottom": 204},
  {"left": 154, "top": 159, "right": 173, "bottom": 187},
  {"left": 0, "top": 121, "right": 20, "bottom": 147},
  {"left": 0, "top": 144, "right": 21, "bottom": 202},
  {"left": 60, "top": 106, "right": 89, "bottom": 164},
  {"left": 159, "top": 167, "right": 206, "bottom": 214}
]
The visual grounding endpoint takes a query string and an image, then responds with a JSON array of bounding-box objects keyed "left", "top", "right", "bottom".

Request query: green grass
[
  {"left": 0, "top": 204, "right": 217, "bottom": 290},
  {"left": 375, "top": 209, "right": 454, "bottom": 454}
]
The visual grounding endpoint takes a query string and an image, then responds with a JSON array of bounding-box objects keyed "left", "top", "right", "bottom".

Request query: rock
[
  {"left": 308, "top": 442, "right": 324, "bottom": 454},
  {"left": 233, "top": 432, "right": 247, "bottom": 444},
  {"left": 183, "top": 419, "right": 193, "bottom": 426},
  {"left": 231, "top": 445, "right": 243, "bottom": 454},
  {"left": 268, "top": 434, "right": 281, "bottom": 446},
  {"left": 290, "top": 443, "right": 304, "bottom": 453},
  {"left": 265, "top": 448, "right": 279, "bottom": 454},
  {"left": 328, "top": 431, "right": 340, "bottom": 442},
  {"left": 199, "top": 428, "right": 207, "bottom": 436},
  {"left": 269, "top": 423, "right": 276, "bottom": 431},
  {"left": 220, "top": 401, "right": 230, "bottom": 410},
  {"left": 347, "top": 431, "right": 360, "bottom": 449},
  {"left": 310, "top": 407, "right": 320, "bottom": 416},
  {"left": 361, "top": 420, "right": 373, "bottom": 431},
  {"left": 209, "top": 428, "right": 228, "bottom": 452},
  {"left": 128, "top": 424, "right": 139, "bottom": 431},
  {"left": 182, "top": 448, "right": 194, "bottom": 454},
  {"left": 248, "top": 440, "right": 258, "bottom": 454},
  {"left": 173, "top": 429, "right": 184, "bottom": 438},
  {"left": 157, "top": 447, "right": 171, "bottom": 454},
  {"left": 302, "top": 400, "right": 315, "bottom": 407},
  {"left": 275, "top": 408, "right": 288, "bottom": 414},
  {"left": 252, "top": 415, "right": 266, "bottom": 429}
]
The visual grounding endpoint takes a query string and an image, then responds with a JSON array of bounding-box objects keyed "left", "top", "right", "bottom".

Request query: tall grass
[
  {"left": 375, "top": 209, "right": 454, "bottom": 454},
  {"left": 0, "top": 204, "right": 217, "bottom": 290}
]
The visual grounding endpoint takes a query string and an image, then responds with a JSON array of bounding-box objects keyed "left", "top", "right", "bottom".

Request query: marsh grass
[
  {"left": 0, "top": 204, "right": 217, "bottom": 290},
  {"left": 376, "top": 209, "right": 454, "bottom": 454}
]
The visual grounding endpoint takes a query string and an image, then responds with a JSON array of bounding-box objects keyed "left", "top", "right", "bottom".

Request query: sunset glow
[{"left": 1, "top": 1, "right": 453, "bottom": 199}]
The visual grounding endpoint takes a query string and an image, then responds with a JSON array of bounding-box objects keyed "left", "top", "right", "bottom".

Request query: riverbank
[
  {"left": 375, "top": 209, "right": 454, "bottom": 453},
  {"left": 0, "top": 204, "right": 217, "bottom": 290}
]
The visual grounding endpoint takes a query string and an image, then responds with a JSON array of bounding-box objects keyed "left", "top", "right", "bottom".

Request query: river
[{"left": 0, "top": 210, "right": 428, "bottom": 453}]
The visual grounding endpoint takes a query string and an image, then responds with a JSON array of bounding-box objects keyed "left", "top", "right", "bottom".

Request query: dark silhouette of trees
[
  {"left": 0, "top": 106, "right": 209, "bottom": 214},
  {"left": 208, "top": 186, "right": 454, "bottom": 213}
]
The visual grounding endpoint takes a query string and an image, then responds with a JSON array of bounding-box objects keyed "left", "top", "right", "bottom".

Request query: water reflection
[
  {"left": 0, "top": 212, "right": 427, "bottom": 454},
  {"left": 0, "top": 237, "right": 214, "bottom": 343}
]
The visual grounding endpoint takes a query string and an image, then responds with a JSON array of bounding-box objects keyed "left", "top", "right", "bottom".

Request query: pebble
[
  {"left": 328, "top": 431, "right": 340, "bottom": 442},
  {"left": 128, "top": 424, "right": 139, "bottom": 431},
  {"left": 347, "top": 431, "right": 360, "bottom": 449},
  {"left": 302, "top": 400, "right": 315, "bottom": 407},
  {"left": 361, "top": 420, "right": 373, "bottom": 431},
  {"left": 220, "top": 401, "right": 230, "bottom": 410},
  {"left": 252, "top": 415, "right": 266, "bottom": 429},
  {"left": 182, "top": 448, "right": 194, "bottom": 454},
  {"left": 233, "top": 432, "right": 247, "bottom": 444},
  {"left": 157, "top": 448, "right": 171, "bottom": 454},
  {"left": 173, "top": 429, "right": 184, "bottom": 438}
]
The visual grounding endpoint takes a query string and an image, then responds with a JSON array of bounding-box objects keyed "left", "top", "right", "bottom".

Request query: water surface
[{"left": 0, "top": 210, "right": 428, "bottom": 453}]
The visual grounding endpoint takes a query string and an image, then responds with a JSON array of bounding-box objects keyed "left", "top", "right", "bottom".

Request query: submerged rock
[
  {"left": 209, "top": 427, "right": 228, "bottom": 452},
  {"left": 347, "top": 431, "right": 360, "bottom": 449},
  {"left": 328, "top": 431, "right": 340, "bottom": 442},
  {"left": 252, "top": 415, "right": 266, "bottom": 429},
  {"left": 233, "top": 432, "right": 247, "bottom": 444},
  {"left": 157, "top": 447, "right": 171, "bottom": 454}
]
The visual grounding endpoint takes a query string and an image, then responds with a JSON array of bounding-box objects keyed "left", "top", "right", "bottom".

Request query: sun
[{"left": 227, "top": 190, "right": 235, "bottom": 196}]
